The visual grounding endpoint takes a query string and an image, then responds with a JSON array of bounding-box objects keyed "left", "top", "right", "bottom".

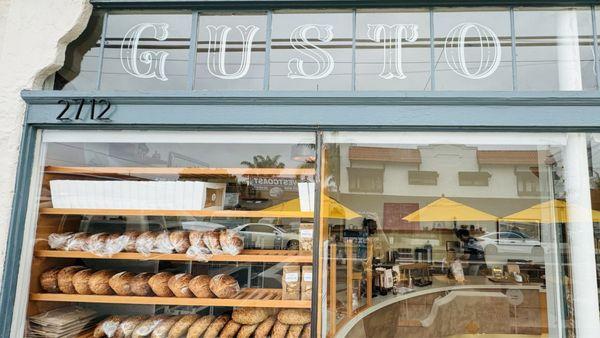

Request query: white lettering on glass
[
  {"left": 206, "top": 25, "right": 260, "bottom": 79},
  {"left": 120, "top": 23, "right": 170, "bottom": 81},
  {"left": 367, "top": 24, "right": 419, "bottom": 79},
  {"left": 444, "top": 22, "right": 501, "bottom": 80},
  {"left": 288, "top": 24, "right": 335, "bottom": 80}
]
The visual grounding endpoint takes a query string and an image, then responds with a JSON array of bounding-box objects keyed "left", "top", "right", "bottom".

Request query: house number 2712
[{"left": 56, "top": 99, "right": 112, "bottom": 121}]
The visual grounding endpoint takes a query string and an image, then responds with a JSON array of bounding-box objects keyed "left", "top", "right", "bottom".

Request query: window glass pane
[
  {"left": 195, "top": 13, "right": 267, "bottom": 90},
  {"left": 356, "top": 9, "right": 431, "bottom": 91},
  {"left": 322, "top": 132, "right": 579, "bottom": 337},
  {"left": 54, "top": 11, "right": 104, "bottom": 90},
  {"left": 587, "top": 134, "right": 600, "bottom": 315},
  {"left": 270, "top": 11, "right": 353, "bottom": 91},
  {"left": 100, "top": 13, "right": 192, "bottom": 90},
  {"left": 433, "top": 8, "right": 513, "bottom": 90},
  {"left": 515, "top": 7, "right": 596, "bottom": 91}
]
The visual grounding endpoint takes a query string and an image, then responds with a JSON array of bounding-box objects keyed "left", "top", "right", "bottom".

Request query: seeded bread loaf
[
  {"left": 148, "top": 272, "right": 175, "bottom": 297},
  {"left": 40, "top": 267, "right": 62, "bottom": 293},
  {"left": 277, "top": 309, "right": 311, "bottom": 325},
  {"left": 57, "top": 266, "right": 86, "bottom": 294},
  {"left": 167, "top": 314, "right": 198, "bottom": 338},
  {"left": 167, "top": 273, "right": 194, "bottom": 298},
  {"left": 254, "top": 316, "right": 276, "bottom": 338},
  {"left": 209, "top": 274, "right": 239, "bottom": 299},
  {"left": 131, "top": 272, "right": 155, "bottom": 296},
  {"left": 188, "top": 275, "right": 214, "bottom": 298},
  {"left": 109, "top": 271, "right": 136, "bottom": 296},
  {"left": 72, "top": 268, "right": 94, "bottom": 295},
  {"left": 232, "top": 308, "right": 269, "bottom": 325},
  {"left": 202, "top": 314, "right": 229, "bottom": 338},
  {"left": 89, "top": 270, "right": 116, "bottom": 295},
  {"left": 186, "top": 315, "right": 215, "bottom": 338}
]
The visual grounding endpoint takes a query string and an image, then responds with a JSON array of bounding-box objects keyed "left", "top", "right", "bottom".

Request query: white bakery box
[{"left": 49, "top": 180, "right": 226, "bottom": 210}]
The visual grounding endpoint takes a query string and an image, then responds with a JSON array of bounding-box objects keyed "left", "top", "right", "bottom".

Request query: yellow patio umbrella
[
  {"left": 402, "top": 197, "right": 498, "bottom": 222},
  {"left": 265, "top": 195, "right": 361, "bottom": 220},
  {"left": 502, "top": 199, "right": 600, "bottom": 223}
]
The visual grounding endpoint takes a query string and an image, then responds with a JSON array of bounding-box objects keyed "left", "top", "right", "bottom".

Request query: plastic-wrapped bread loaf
[
  {"left": 186, "top": 315, "right": 215, "bottom": 338},
  {"left": 167, "top": 314, "right": 198, "bottom": 338},
  {"left": 232, "top": 308, "right": 269, "bottom": 325},
  {"left": 169, "top": 231, "right": 190, "bottom": 253},
  {"left": 104, "top": 233, "right": 129, "bottom": 256},
  {"left": 85, "top": 233, "right": 111, "bottom": 255},
  {"left": 136, "top": 231, "right": 158, "bottom": 256},
  {"left": 132, "top": 315, "right": 169, "bottom": 338},
  {"left": 65, "top": 232, "right": 90, "bottom": 251},
  {"left": 48, "top": 232, "right": 73, "bottom": 250},
  {"left": 89, "top": 270, "right": 116, "bottom": 295},
  {"left": 285, "top": 324, "right": 303, "bottom": 338},
  {"left": 148, "top": 272, "right": 175, "bottom": 297},
  {"left": 93, "top": 315, "right": 123, "bottom": 338},
  {"left": 109, "top": 271, "right": 136, "bottom": 296},
  {"left": 277, "top": 309, "right": 311, "bottom": 325},
  {"left": 202, "top": 231, "right": 223, "bottom": 255},
  {"left": 186, "top": 232, "right": 212, "bottom": 262},
  {"left": 202, "top": 314, "right": 229, "bottom": 338},
  {"left": 188, "top": 275, "right": 214, "bottom": 298},
  {"left": 57, "top": 266, "right": 86, "bottom": 294},
  {"left": 209, "top": 274, "right": 239, "bottom": 299},
  {"left": 271, "top": 321, "right": 289, "bottom": 338},
  {"left": 131, "top": 272, "right": 155, "bottom": 296},
  {"left": 168, "top": 273, "right": 194, "bottom": 298},
  {"left": 219, "top": 230, "right": 243, "bottom": 256},
  {"left": 300, "top": 323, "right": 310, "bottom": 338},
  {"left": 114, "top": 315, "right": 148, "bottom": 338},
  {"left": 218, "top": 320, "right": 241, "bottom": 338},
  {"left": 154, "top": 231, "right": 175, "bottom": 254},
  {"left": 150, "top": 316, "right": 181, "bottom": 338},
  {"left": 40, "top": 267, "right": 62, "bottom": 293},
  {"left": 188, "top": 231, "right": 204, "bottom": 248},
  {"left": 123, "top": 230, "right": 141, "bottom": 252},
  {"left": 254, "top": 316, "right": 276, "bottom": 338},
  {"left": 236, "top": 324, "right": 259, "bottom": 338},
  {"left": 72, "top": 268, "right": 95, "bottom": 295}
]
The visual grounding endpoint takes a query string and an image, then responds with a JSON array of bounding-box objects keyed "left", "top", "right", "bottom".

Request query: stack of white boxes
[
  {"left": 298, "top": 182, "right": 315, "bottom": 212},
  {"left": 49, "top": 180, "right": 226, "bottom": 210}
]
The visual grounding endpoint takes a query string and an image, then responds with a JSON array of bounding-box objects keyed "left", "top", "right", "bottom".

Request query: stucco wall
[{"left": 0, "top": 0, "right": 91, "bottom": 280}]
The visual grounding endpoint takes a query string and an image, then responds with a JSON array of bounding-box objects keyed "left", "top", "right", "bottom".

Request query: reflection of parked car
[
  {"left": 233, "top": 223, "right": 299, "bottom": 250},
  {"left": 478, "top": 231, "right": 543, "bottom": 255}
]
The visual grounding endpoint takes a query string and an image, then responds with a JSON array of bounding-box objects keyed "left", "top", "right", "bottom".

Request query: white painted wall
[{"left": 0, "top": 0, "right": 91, "bottom": 280}]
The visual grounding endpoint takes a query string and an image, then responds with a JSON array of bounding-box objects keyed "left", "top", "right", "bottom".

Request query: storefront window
[
  {"left": 99, "top": 13, "right": 192, "bottom": 90},
  {"left": 322, "top": 132, "right": 591, "bottom": 337},
  {"left": 195, "top": 13, "right": 267, "bottom": 90},
  {"left": 514, "top": 7, "right": 596, "bottom": 91}
]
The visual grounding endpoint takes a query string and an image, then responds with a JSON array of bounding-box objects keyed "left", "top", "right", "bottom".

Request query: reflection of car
[
  {"left": 478, "top": 231, "right": 543, "bottom": 255},
  {"left": 181, "top": 221, "right": 226, "bottom": 231},
  {"left": 233, "top": 223, "right": 299, "bottom": 250}
]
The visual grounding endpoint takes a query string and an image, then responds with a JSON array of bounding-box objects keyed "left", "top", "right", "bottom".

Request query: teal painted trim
[{"left": 0, "top": 123, "right": 37, "bottom": 337}]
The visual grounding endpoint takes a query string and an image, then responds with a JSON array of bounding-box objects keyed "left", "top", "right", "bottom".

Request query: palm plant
[{"left": 241, "top": 155, "right": 285, "bottom": 168}]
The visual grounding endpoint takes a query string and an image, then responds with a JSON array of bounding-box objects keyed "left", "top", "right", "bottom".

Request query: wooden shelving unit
[
  {"left": 35, "top": 249, "right": 313, "bottom": 263},
  {"left": 45, "top": 166, "right": 315, "bottom": 177},
  {"left": 30, "top": 288, "right": 311, "bottom": 308},
  {"left": 39, "top": 208, "right": 312, "bottom": 218}
]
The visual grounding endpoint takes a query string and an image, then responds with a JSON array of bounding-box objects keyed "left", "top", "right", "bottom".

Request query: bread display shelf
[
  {"left": 30, "top": 288, "right": 311, "bottom": 308},
  {"left": 35, "top": 249, "right": 313, "bottom": 263},
  {"left": 45, "top": 166, "right": 315, "bottom": 177},
  {"left": 39, "top": 208, "right": 312, "bottom": 218}
]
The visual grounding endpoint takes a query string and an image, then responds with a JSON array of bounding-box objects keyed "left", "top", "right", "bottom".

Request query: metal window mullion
[
  {"left": 429, "top": 8, "right": 435, "bottom": 91},
  {"left": 95, "top": 11, "right": 109, "bottom": 90},
  {"left": 510, "top": 7, "right": 518, "bottom": 91},
  {"left": 352, "top": 9, "right": 357, "bottom": 92},
  {"left": 263, "top": 10, "right": 273, "bottom": 91},
  {"left": 187, "top": 11, "right": 199, "bottom": 91},
  {"left": 310, "top": 130, "right": 322, "bottom": 338},
  {"left": 592, "top": 6, "right": 600, "bottom": 91}
]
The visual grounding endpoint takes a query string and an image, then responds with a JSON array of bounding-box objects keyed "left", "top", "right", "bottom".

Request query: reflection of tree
[{"left": 241, "top": 155, "right": 285, "bottom": 168}]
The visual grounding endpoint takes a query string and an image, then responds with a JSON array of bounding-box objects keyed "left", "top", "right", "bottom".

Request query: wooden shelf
[
  {"left": 39, "top": 208, "right": 312, "bottom": 218},
  {"left": 35, "top": 249, "right": 313, "bottom": 263},
  {"left": 30, "top": 289, "right": 311, "bottom": 308},
  {"left": 45, "top": 166, "right": 315, "bottom": 177}
]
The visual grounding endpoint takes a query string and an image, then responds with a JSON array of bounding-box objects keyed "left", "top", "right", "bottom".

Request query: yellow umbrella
[
  {"left": 265, "top": 195, "right": 361, "bottom": 220},
  {"left": 502, "top": 199, "right": 600, "bottom": 223},
  {"left": 403, "top": 197, "right": 497, "bottom": 222}
]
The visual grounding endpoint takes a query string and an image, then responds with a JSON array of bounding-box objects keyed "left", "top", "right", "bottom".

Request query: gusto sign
[{"left": 120, "top": 21, "right": 501, "bottom": 82}]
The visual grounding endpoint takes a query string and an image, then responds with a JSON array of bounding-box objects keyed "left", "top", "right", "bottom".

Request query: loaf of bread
[
  {"left": 271, "top": 321, "right": 289, "bottom": 338},
  {"left": 151, "top": 316, "right": 181, "bottom": 338},
  {"left": 236, "top": 324, "right": 258, "bottom": 338},
  {"left": 167, "top": 314, "right": 198, "bottom": 338},
  {"left": 202, "top": 231, "right": 223, "bottom": 254},
  {"left": 47, "top": 232, "right": 73, "bottom": 250},
  {"left": 218, "top": 320, "right": 241, "bottom": 338},
  {"left": 131, "top": 272, "right": 155, "bottom": 296},
  {"left": 188, "top": 231, "right": 204, "bottom": 247},
  {"left": 209, "top": 274, "right": 239, "bottom": 299},
  {"left": 105, "top": 233, "right": 129, "bottom": 256},
  {"left": 148, "top": 272, "right": 175, "bottom": 297},
  {"left": 72, "top": 268, "right": 94, "bottom": 295},
  {"left": 277, "top": 309, "right": 311, "bottom": 325},
  {"left": 123, "top": 230, "right": 141, "bottom": 252},
  {"left": 232, "top": 308, "right": 269, "bottom": 325},
  {"left": 89, "top": 270, "right": 116, "bottom": 295},
  {"left": 300, "top": 323, "right": 310, "bottom": 338},
  {"left": 188, "top": 275, "right": 214, "bottom": 298},
  {"left": 57, "top": 266, "right": 86, "bottom": 294},
  {"left": 132, "top": 315, "right": 169, "bottom": 338},
  {"left": 285, "top": 324, "right": 303, "bottom": 338},
  {"left": 219, "top": 230, "right": 243, "bottom": 256},
  {"left": 136, "top": 231, "right": 158, "bottom": 255},
  {"left": 114, "top": 315, "right": 148, "bottom": 338},
  {"left": 186, "top": 315, "right": 215, "bottom": 338},
  {"left": 168, "top": 273, "right": 193, "bottom": 298},
  {"left": 86, "top": 233, "right": 110, "bottom": 255},
  {"left": 109, "top": 271, "right": 136, "bottom": 296},
  {"left": 254, "top": 316, "right": 276, "bottom": 338},
  {"left": 154, "top": 231, "right": 175, "bottom": 254},
  {"left": 65, "top": 232, "right": 90, "bottom": 251},
  {"left": 169, "top": 231, "right": 190, "bottom": 253},
  {"left": 40, "top": 267, "right": 61, "bottom": 293},
  {"left": 93, "top": 315, "right": 123, "bottom": 338},
  {"left": 202, "top": 314, "right": 229, "bottom": 338}
]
